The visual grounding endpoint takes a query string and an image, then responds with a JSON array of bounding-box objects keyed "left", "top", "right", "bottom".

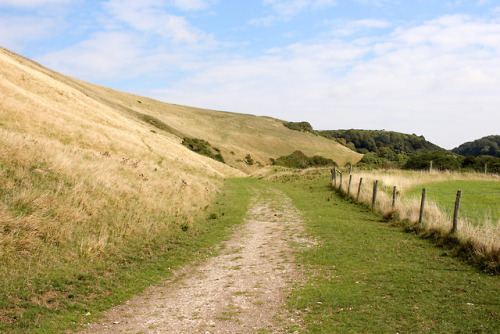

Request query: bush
[
  {"left": 273, "top": 150, "right": 337, "bottom": 169},
  {"left": 283, "top": 121, "right": 317, "bottom": 134},
  {"left": 403, "top": 151, "right": 461, "bottom": 171},
  {"left": 244, "top": 154, "right": 254, "bottom": 165},
  {"left": 181, "top": 138, "right": 225, "bottom": 163}
]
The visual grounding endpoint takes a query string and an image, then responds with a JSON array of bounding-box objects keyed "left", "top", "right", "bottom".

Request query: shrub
[
  {"left": 283, "top": 121, "right": 317, "bottom": 134},
  {"left": 403, "top": 151, "right": 461, "bottom": 171},
  {"left": 244, "top": 154, "right": 254, "bottom": 165},
  {"left": 181, "top": 138, "right": 225, "bottom": 163},
  {"left": 273, "top": 150, "right": 337, "bottom": 169}
]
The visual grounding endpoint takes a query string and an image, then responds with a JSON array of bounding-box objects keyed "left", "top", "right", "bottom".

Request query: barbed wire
[{"left": 406, "top": 190, "right": 500, "bottom": 195}]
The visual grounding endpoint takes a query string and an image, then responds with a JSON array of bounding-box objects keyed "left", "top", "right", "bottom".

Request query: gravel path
[{"left": 78, "top": 188, "right": 310, "bottom": 333}]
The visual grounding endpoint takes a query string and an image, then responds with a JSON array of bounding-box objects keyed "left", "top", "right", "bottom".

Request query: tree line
[{"left": 283, "top": 122, "right": 500, "bottom": 173}]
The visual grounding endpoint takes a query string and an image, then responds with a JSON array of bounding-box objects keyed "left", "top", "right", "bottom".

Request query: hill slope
[
  {"left": 0, "top": 47, "right": 359, "bottom": 174},
  {"left": 0, "top": 46, "right": 360, "bottom": 328}
]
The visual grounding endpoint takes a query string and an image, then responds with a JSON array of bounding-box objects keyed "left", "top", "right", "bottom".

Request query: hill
[
  {"left": 0, "top": 46, "right": 360, "bottom": 328},
  {"left": 319, "top": 129, "right": 444, "bottom": 155},
  {"left": 452, "top": 135, "right": 500, "bottom": 158},
  {"left": 317, "top": 129, "right": 444, "bottom": 168}
]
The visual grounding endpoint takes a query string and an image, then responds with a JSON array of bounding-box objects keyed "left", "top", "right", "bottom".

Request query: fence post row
[
  {"left": 327, "top": 173, "right": 468, "bottom": 234},
  {"left": 372, "top": 180, "right": 378, "bottom": 209},
  {"left": 452, "top": 190, "right": 462, "bottom": 233},
  {"left": 419, "top": 188, "right": 426, "bottom": 224},
  {"left": 392, "top": 186, "right": 397, "bottom": 209},
  {"left": 348, "top": 175, "right": 353, "bottom": 195},
  {"left": 357, "top": 178, "right": 363, "bottom": 202}
]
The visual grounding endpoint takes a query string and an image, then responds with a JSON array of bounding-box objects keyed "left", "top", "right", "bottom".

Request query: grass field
[
  {"left": 2, "top": 173, "right": 499, "bottom": 332},
  {"left": 268, "top": 170, "right": 500, "bottom": 333},
  {"left": 0, "top": 178, "right": 256, "bottom": 333},
  {"left": 332, "top": 169, "right": 500, "bottom": 268},
  {"left": 0, "top": 46, "right": 361, "bottom": 332},
  {"left": 404, "top": 180, "right": 500, "bottom": 227},
  {"left": 1, "top": 45, "right": 499, "bottom": 333}
]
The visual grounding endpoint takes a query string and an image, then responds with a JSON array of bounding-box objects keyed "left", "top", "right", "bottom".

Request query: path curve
[{"left": 78, "top": 187, "right": 309, "bottom": 333}]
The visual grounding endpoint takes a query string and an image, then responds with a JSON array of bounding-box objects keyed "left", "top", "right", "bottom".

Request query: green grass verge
[
  {"left": 268, "top": 171, "right": 499, "bottom": 333},
  {"left": 404, "top": 180, "right": 500, "bottom": 226},
  {"left": 0, "top": 178, "right": 257, "bottom": 333}
]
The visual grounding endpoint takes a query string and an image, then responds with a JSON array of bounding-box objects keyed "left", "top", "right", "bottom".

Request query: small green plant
[{"left": 244, "top": 154, "right": 254, "bottom": 165}]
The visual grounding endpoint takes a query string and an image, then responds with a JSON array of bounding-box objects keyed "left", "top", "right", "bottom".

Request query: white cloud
[
  {"left": 0, "top": 15, "right": 57, "bottom": 51},
  {"left": 251, "top": 0, "right": 337, "bottom": 25},
  {"left": 354, "top": 0, "right": 393, "bottom": 6},
  {"left": 103, "top": 0, "right": 209, "bottom": 43},
  {"left": 153, "top": 15, "right": 500, "bottom": 149},
  {"left": 328, "top": 19, "right": 392, "bottom": 36},
  {"left": 0, "top": 0, "right": 69, "bottom": 7},
  {"left": 37, "top": 32, "right": 143, "bottom": 79},
  {"left": 36, "top": 28, "right": 213, "bottom": 82},
  {"left": 170, "top": 0, "right": 214, "bottom": 11}
]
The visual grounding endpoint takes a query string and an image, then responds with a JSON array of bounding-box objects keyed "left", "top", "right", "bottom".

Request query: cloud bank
[{"left": 1, "top": 0, "right": 499, "bottom": 149}]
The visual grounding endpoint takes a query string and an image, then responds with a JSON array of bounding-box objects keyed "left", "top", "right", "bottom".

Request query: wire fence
[{"left": 329, "top": 168, "right": 500, "bottom": 245}]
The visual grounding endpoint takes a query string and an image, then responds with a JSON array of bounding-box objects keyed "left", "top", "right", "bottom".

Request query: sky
[{"left": 1, "top": 0, "right": 500, "bottom": 149}]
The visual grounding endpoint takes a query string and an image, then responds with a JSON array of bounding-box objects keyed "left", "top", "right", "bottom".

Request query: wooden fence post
[
  {"left": 419, "top": 188, "right": 426, "bottom": 224},
  {"left": 372, "top": 180, "right": 378, "bottom": 209},
  {"left": 334, "top": 168, "right": 337, "bottom": 187},
  {"left": 392, "top": 186, "right": 397, "bottom": 209},
  {"left": 357, "top": 178, "right": 363, "bottom": 202},
  {"left": 429, "top": 161, "right": 433, "bottom": 172},
  {"left": 330, "top": 168, "right": 334, "bottom": 186},
  {"left": 349, "top": 163, "right": 353, "bottom": 175},
  {"left": 348, "top": 175, "right": 352, "bottom": 196},
  {"left": 339, "top": 171, "right": 343, "bottom": 190},
  {"left": 452, "top": 190, "right": 462, "bottom": 233}
]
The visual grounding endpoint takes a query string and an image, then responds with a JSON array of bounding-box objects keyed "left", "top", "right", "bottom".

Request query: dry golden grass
[
  {"left": 338, "top": 168, "right": 500, "bottom": 263},
  {"left": 0, "top": 46, "right": 361, "bottom": 293},
  {"left": 0, "top": 47, "right": 242, "bottom": 269}
]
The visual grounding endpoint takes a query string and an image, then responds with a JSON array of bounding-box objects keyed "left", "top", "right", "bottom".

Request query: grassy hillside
[{"left": 0, "top": 46, "right": 360, "bottom": 330}]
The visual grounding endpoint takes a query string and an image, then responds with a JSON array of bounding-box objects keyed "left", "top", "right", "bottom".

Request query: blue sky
[{"left": 1, "top": 0, "right": 499, "bottom": 149}]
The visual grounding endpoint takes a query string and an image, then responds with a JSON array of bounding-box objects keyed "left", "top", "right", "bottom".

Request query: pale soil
[{"left": 77, "top": 188, "right": 312, "bottom": 333}]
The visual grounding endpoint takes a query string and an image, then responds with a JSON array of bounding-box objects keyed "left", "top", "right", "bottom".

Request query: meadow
[
  {"left": 330, "top": 168, "right": 500, "bottom": 272},
  {"left": 1, "top": 45, "right": 499, "bottom": 332},
  {"left": 266, "top": 170, "right": 499, "bottom": 333},
  {"left": 404, "top": 180, "right": 499, "bottom": 226}
]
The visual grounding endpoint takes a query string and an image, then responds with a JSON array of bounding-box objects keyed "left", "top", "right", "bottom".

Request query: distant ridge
[
  {"left": 452, "top": 135, "right": 500, "bottom": 158},
  {"left": 319, "top": 129, "right": 444, "bottom": 156}
]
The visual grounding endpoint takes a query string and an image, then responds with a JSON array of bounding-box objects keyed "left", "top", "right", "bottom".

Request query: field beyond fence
[{"left": 330, "top": 168, "right": 500, "bottom": 272}]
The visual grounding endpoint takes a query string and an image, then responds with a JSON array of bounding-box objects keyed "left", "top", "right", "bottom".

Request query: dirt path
[{"left": 78, "top": 187, "right": 311, "bottom": 333}]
